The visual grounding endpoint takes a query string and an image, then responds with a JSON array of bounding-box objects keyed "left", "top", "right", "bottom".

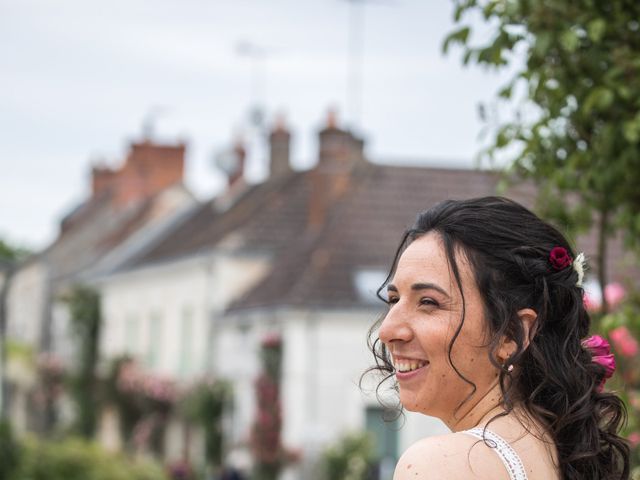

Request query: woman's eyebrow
[
  {"left": 411, "top": 282, "right": 450, "bottom": 298},
  {"left": 386, "top": 282, "right": 450, "bottom": 298}
]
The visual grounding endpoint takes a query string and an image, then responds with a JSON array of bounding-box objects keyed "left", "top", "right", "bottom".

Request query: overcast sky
[{"left": 1, "top": 0, "right": 511, "bottom": 249}]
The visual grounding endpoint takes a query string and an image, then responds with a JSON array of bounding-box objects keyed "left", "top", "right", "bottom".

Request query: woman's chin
[{"left": 398, "top": 392, "right": 430, "bottom": 415}]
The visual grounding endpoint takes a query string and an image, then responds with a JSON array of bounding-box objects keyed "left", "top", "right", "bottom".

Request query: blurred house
[
  {"left": 95, "top": 115, "right": 539, "bottom": 477},
  {"left": 5, "top": 138, "right": 196, "bottom": 434}
]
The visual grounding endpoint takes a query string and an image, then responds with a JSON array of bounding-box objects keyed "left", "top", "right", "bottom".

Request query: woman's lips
[
  {"left": 395, "top": 362, "right": 429, "bottom": 381},
  {"left": 392, "top": 355, "right": 429, "bottom": 380}
]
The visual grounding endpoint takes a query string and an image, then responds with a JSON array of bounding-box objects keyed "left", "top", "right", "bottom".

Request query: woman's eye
[
  {"left": 420, "top": 297, "right": 439, "bottom": 307},
  {"left": 387, "top": 297, "right": 399, "bottom": 305}
]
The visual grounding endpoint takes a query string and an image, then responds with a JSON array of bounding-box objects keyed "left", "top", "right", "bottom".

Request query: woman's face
[{"left": 379, "top": 232, "right": 500, "bottom": 425}]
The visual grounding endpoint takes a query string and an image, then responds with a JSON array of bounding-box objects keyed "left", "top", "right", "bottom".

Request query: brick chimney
[
  {"left": 91, "top": 164, "right": 117, "bottom": 197},
  {"left": 308, "top": 110, "right": 365, "bottom": 230},
  {"left": 269, "top": 115, "right": 291, "bottom": 178},
  {"left": 114, "top": 140, "right": 186, "bottom": 206},
  {"left": 88, "top": 140, "right": 186, "bottom": 208}
]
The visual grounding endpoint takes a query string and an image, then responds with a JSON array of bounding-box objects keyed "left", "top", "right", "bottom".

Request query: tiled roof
[
  {"left": 114, "top": 159, "right": 638, "bottom": 311},
  {"left": 123, "top": 171, "right": 310, "bottom": 269},
  {"left": 227, "top": 163, "right": 534, "bottom": 310},
  {"left": 43, "top": 185, "right": 194, "bottom": 288},
  {"left": 227, "top": 163, "right": 638, "bottom": 311}
]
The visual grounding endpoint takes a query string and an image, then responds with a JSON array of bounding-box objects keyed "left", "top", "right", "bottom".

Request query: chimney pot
[{"left": 269, "top": 118, "right": 292, "bottom": 178}]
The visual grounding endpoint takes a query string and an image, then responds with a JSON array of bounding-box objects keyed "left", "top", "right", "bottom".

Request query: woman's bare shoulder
[{"left": 393, "top": 432, "right": 508, "bottom": 480}]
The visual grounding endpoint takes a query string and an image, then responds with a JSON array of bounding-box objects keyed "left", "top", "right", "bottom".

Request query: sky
[{"left": 0, "top": 0, "right": 512, "bottom": 250}]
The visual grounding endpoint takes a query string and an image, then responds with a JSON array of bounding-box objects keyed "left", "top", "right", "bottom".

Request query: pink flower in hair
[
  {"left": 609, "top": 326, "right": 639, "bottom": 358},
  {"left": 582, "top": 335, "right": 616, "bottom": 391}
]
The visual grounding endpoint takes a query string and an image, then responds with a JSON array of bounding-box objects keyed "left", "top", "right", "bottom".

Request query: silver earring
[{"left": 501, "top": 359, "right": 514, "bottom": 373}]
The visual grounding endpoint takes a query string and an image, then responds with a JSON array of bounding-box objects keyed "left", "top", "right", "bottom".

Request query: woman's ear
[
  {"left": 517, "top": 308, "right": 538, "bottom": 349},
  {"left": 497, "top": 308, "right": 538, "bottom": 362}
]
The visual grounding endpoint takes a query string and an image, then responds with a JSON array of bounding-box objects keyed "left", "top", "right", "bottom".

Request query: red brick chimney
[
  {"left": 91, "top": 164, "right": 117, "bottom": 197},
  {"left": 308, "top": 109, "right": 365, "bottom": 230},
  {"left": 88, "top": 140, "right": 186, "bottom": 208},
  {"left": 269, "top": 115, "right": 291, "bottom": 178}
]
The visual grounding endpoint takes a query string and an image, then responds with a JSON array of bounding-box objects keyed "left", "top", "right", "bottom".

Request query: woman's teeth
[{"left": 394, "top": 360, "right": 428, "bottom": 372}]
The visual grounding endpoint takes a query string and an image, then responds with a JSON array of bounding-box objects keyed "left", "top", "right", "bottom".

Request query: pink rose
[
  {"left": 604, "top": 282, "right": 626, "bottom": 310},
  {"left": 609, "top": 326, "right": 639, "bottom": 358},
  {"left": 582, "top": 334, "right": 610, "bottom": 357},
  {"left": 582, "top": 335, "right": 616, "bottom": 391}
]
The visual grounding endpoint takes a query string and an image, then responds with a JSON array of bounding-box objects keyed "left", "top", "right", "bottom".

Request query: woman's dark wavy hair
[{"left": 364, "top": 196, "right": 630, "bottom": 480}]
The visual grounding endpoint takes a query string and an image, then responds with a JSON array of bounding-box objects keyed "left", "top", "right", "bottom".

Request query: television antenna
[{"left": 341, "top": 0, "right": 397, "bottom": 132}]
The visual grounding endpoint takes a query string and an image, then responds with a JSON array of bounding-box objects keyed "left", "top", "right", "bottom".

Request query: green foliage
[
  {"left": 595, "top": 296, "right": 640, "bottom": 468},
  {"left": 105, "top": 356, "right": 175, "bottom": 453},
  {"left": 64, "top": 285, "right": 101, "bottom": 438},
  {"left": 4, "top": 340, "right": 35, "bottom": 365},
  {"left": 0, "top": 239, "right": 30, "bottom": 263},
  {"left": 445, "top": 0, "right": 640, "bottom": 256},
  {"left": 445, "top": 1, "right": 640, "bottom": 470},
  {"left": 0, "top": 420, "right": 21, "bottom": 480},
  {"left": 180, "top": 380, "right": 232, "bottom": 468},
  {"left": 321, "top": 432, "right": 374, "bottom": 480},
  {"left": 12, "top": 437, "right": 168, "bottom": 480}
]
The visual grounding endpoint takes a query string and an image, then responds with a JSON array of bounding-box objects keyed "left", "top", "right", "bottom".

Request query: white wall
[
  {"left": 99, "top": 255, "right": 212, "bottom": 378},
  {"left": 99, "top": 250, "right": 270, "bottom": 376},
  {"left": 7, "top": 260, "right": 48, "bottom": 348},
  {"left": 282, "top": 309, "right": 448, "bottom": 454},
  {"left": 218, "top": 307, "right": 449, "bottom": 479}
]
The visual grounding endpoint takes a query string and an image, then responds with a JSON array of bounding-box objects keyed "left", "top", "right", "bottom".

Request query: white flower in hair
[{"left": 573, "top": 252, "right": 586, "bottom": 287}]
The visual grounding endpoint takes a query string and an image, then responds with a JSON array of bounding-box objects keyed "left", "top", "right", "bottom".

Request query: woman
[{"left": 367, "top": 197, "right": 630, "bottom": 479}]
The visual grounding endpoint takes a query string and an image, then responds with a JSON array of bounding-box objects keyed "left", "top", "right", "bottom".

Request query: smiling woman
[{"left": 364, "top": 197, "right": 630, "bottom": 480}]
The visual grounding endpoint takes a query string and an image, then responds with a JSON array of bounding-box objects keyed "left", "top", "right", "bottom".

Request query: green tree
[
  {"left": 179, "top": 379, "right": 232, "bottom": 470},
  {"left": 0, "top": 238, "right": 31, "bottom": 420},
  {"left": 0, "top": 420, "right": 21, "bottom": 480},
  {"left": 65, "top": 286, "right": 101, "bottom": 438},
  {"left": 444, "top": 0, "right": 640, "bottom": 312},
  {"left": 0, "top": 239, "right": 30, "bottom": 263}
]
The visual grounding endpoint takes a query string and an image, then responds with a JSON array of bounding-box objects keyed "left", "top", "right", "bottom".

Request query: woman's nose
[{"left": 379, "top": 306, "right": 413, "bottom": 345}]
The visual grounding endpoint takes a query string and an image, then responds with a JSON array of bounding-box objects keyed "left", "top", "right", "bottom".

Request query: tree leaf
[
  {"left": 587, "top": 18, "right": 606, "bottom": 43},
  {"left": 442, "top": 26, "right": 471, "bottom": 54}
]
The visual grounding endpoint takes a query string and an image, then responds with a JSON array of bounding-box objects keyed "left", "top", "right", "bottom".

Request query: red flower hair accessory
[
  {"left": 549, "top": 246, "right": 573, "bottom": 270},
  {"left": 582, "top": 335, "right": 616, "bottom": 392}
]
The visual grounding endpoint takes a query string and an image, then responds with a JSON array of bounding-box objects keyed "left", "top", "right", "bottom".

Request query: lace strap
[{"left": 462, "top": 426, "right": 528, "bottom": 480}]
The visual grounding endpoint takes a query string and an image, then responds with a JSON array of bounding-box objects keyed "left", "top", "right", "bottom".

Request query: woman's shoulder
[{"left": 393, "top": 431, "right": 512, "bottom": 480}]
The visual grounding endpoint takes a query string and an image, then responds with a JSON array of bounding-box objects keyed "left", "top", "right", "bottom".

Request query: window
[
  {"left": 125, "top": 315, "right": 139, "bottom": 355},
  {"left": 147, "top": 312, "right": 162, "bottom": 368},
  {"left": 353, "top": 269, "right": 388, "bottom": 304},
  {"left": 179, "top": 307, "right": 193, "bottom": 376}
]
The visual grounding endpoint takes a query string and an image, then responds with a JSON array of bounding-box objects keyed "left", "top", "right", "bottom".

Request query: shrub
[
  {"left": 12, "top": 437, "right": 168, "bottom": 480},
  {"left": 321, "top": 432, "right": 373, "bottom": 480},
  {"left": 0, "top": 420, "right": 21, "bottom": 480}
]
